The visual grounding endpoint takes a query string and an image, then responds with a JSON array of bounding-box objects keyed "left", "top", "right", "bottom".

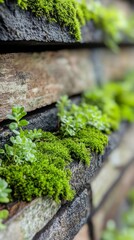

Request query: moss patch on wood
[
  {"left": 1, "top": 0, "right": 134, "bottom": 48},
  {"left": 0, "top": 72, "right": 134, "bottom": 203}
]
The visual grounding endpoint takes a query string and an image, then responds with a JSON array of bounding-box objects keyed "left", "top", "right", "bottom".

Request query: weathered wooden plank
[
  {"left": 1, "top": 47, "right": 134, "bottom": 123},
  {"left": 0, "top": 50, "right": 95, "bottom": 122},
  {"left": 92, "top": 48, "right": 134, "bottom": 84}
]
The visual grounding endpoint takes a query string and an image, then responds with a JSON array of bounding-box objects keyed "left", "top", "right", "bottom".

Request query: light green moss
[
  {"left": 36, "top": 141, "right": 71, "bottom": 163},
  {"left": 75, "top": 127, "right": 108, "bottom": 154},
  {"left": 62, "top": 138, "right": 91, "bottom": 165},
  {"left": 16, "top": 0, "right": 89, "bottom": 40},
  {"left": 0, "top": 158, "right": 74, "bottom": 202},
  {"left": 1, "top": 0, "right": 134, "bottom": 48},
  {"left": 0, "top": 125, "right": 107, "bottom": 201},
  {"left": 0, "top": 73, "right": 134, "bottom": 204},
  {"left": 57, "top": 96, "right": 110, "bottom": 136}
]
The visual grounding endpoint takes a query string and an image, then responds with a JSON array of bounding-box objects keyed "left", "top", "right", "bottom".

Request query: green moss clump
[
  {"left": 1, "top": 0, "right": 134, "bottom": 49},
  {"left": 0, "top": 120, "right": 108, "bottom": 202},
  {"left": 120, "top": 105, "right": 134, "bottom": 122},
  {"left": 103, "top": 82, "right": 134, "bottom": 122},
  {"left": 0, "top": 158, "right": 74, "bottom": 202},
  {"left": 16, "top": 0, "right": 88, "bottom": 40},
  {"left": 75, "top": 127, "right": 108, "bottom": 154},
  {"left": 0, "top": 113, "right": 109, "bottom": 202},
  {"left": 0, "top": 126, "right": 75, "bottom": 202},
  {"left": 0, "top": 125, "right": 108, "bottom": 202},
  {"left": 36, "top": 140, "right": 71, "bottom": 163},
  {"left": 0, "top": 72, "right": 134, "bottom": 204},
  {"left": 62, "top": 138, "right": 90, "bottom": 165},
  {"left": 0, "top": 132, "right": 75, "bottom": 202}
]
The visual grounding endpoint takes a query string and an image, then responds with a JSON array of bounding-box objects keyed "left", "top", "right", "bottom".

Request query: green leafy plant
[
  {"left": 0, "top": 106, "right": 75, "bottom": 202},
  {"left": 0, "top": 72, "right": 134, "bottom": 205},
  {"left": 57, "top": 96, "right": 110, "bottom": 137},
  {"left": 83, "top": 78, "right": 134, "bottom": 130},
  {"left": 0, "top": 101, "right": 109, "bottom": 202},
  {"left": 0, "top": 106, "right": 38, "bottom": 165},
  {"left": 7, "top": 105, "right": 28, "bottom": 134},
  {"left": 0, "top": 178, "right": 11, "bottom": 230}
]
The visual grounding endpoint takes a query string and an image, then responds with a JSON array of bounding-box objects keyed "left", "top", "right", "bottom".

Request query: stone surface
[
  {"left": 92, "top": 48, "right": 134, "bottom": 84},
  {"left": 1, "top": 47, "right": 134, "bottom": 123},
  {"left": 0, "top": 198, "right": 60, "bottom": 240},
  {"left": 33, "top": 189, "right": 91, "bottom": 240},
  {"left": 0, "top": 2, "right": 73, "bottom": 43},
  {"left": 0, "top": 1, "right": 132, "bottom": 46},
  {"left": 0, "top": 50, "right": 95, "bottom": 122},
  {"left": 0, "top": 1, "right": 102, "bottom": 45},
  {"left": 91, "top": 124, "right": 134, "bottom": 240},
  {"left": 108, "top": 124, "right": 134, "bottom": 168}
]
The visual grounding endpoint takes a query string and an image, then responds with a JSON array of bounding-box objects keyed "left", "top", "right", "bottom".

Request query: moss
[
  {"left": 120, "top": 105, "right": 134, "bottom": 122},
  {"left": 75, "top": 127, "right": 108, "bottom": 154},
  {"left": 0, "top": 130, "right": 75, "bottom": 202},
  {"left": 36, "top": 140, "right": 71, "bottom": 163},
  {"left": 0, "top": 158, "right": 74, "bottom": 202},
  {"left": 103, "top": 82, "right": 134, "bottom": 122},
  {"left": 0, "top": 73, "right": 133, "bottom": 203},
  {"left": 1, "top": 0, "right": 134, "bottom": 48},
  {"left": 16, "top": 0, "right": 87, "bottom": 40},
  {"left": 0, "top": 124, "right": 108, "bottom": 202},
  {"left": 62, "top": 138, "right": 90, "bottom": 165}
]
